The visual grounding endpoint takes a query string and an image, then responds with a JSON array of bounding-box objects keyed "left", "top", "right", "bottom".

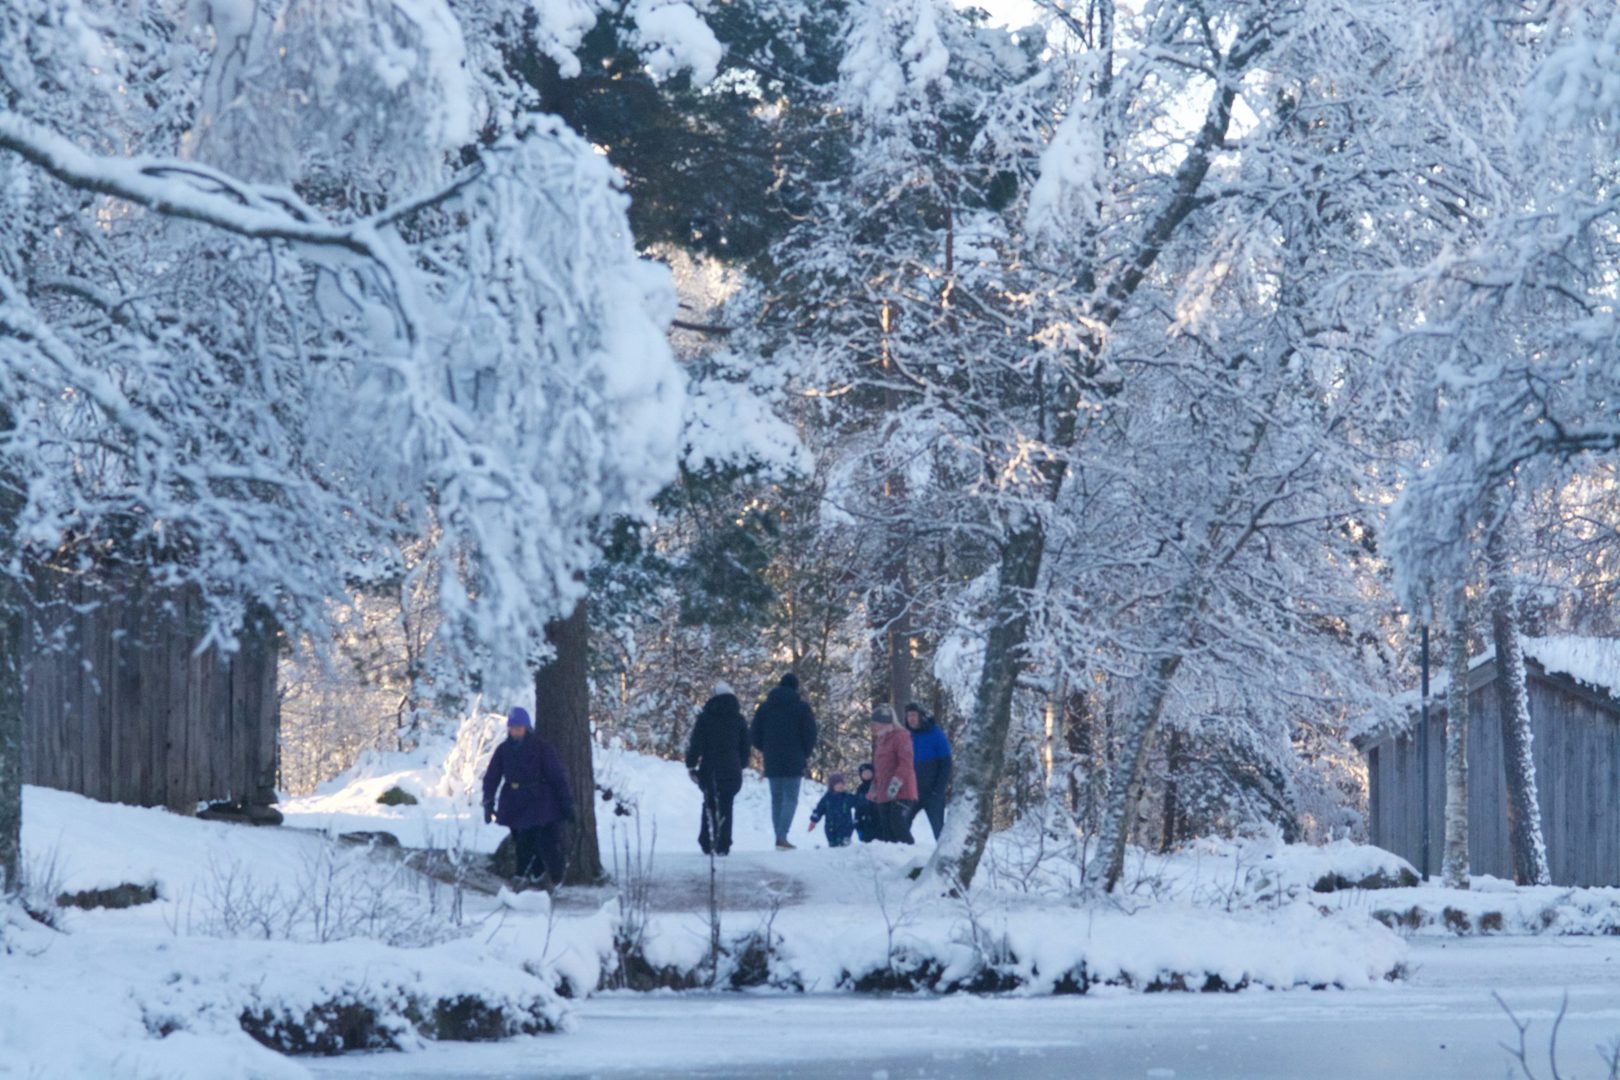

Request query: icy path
[{"left": 310, "top": 938, "right": 1620, "bottom": 1080}]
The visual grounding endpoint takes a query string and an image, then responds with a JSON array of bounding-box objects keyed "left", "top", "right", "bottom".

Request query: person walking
[
  {"left": 807, "top": 772, "right": 859, "bottom": 847},
  {"left": 482, "top": 706, "right": 574, "bottom": 889},
  {"left": 751, "top": 673, "right": 818, "bottom": 850},
  {"left": 867, "top": 706, "right": 917, "bottom": 844},
  {"left": 685, "top": 681, "right": 750, "bottom": 857},
  {"left": 904, "top": 702, "right": 953, "bottom": 842}
]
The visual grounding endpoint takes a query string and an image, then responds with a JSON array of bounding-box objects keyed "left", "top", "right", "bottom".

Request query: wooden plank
[{"left": 1367, "top": 746, "right": 1381, "bottom": 848}]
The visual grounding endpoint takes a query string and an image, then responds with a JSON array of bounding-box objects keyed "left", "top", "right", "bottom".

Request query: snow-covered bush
[{"left": 183, "top": 840, "right": 464, "bottom": 947}]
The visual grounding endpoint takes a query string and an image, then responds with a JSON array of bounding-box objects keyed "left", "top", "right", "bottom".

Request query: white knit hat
[{"left": 712, "top": 680, "right": 735, "bottom": 697}]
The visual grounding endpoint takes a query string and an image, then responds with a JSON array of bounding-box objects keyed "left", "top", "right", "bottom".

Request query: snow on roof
[
  {"left": 1523, "top": 636, "right": 1620, "bottom": 700},
  {"left": 1356, "top": 635, "right": 1620, "bottom": 747}
]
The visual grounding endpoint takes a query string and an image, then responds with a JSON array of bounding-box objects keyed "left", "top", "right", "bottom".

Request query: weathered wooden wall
[
  {"left": 21, "top": 569, "right": 278, "bottom": 813},
  {"left": 1365, "top": 659, "right": 1620, "bottom": 887}
]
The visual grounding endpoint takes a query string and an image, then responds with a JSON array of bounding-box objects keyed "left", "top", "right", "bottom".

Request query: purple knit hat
[
  {"left": 507, "top": 706, "right": 533, "bottom": 730},
  {"left": 827, "top": 772, "right": 846, "bottom": 788}
]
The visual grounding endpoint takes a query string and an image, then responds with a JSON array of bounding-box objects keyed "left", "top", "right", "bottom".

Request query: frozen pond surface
[{"left": 310, "top": 938, "right": 1620, "bottom": 1080}]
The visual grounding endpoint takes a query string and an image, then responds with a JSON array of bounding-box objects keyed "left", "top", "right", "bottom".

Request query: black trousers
[
  {"left": 878, "top": 801, "right": 916, "bottom": 845},
  {"left": 911, "top": 758, "right": 951, "bottom": 841},
  {"left": 699, "top": 777, "right": 740, "bottom": 855},
  {"left": 511, "top": 822, "right": 566, "bottom": 884}
]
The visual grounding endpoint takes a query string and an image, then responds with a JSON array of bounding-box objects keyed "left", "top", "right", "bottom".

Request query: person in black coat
[
  {"left": 750, "top": 672, "right": 818, "bottom": 849},
  {"left": 686, "top": 681, "right": 751, "bottom": 856},
  {"left": 852, "top": 762, "right": 880, "bottom": 843}
]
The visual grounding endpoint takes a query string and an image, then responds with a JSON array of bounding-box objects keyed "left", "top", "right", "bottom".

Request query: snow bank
[
  {"left": 982, "top": 821, "right": 1419, "bottom": 903},
  {"left": 278, "top": 712, "right": 504, "bottom": 852},
  {"left": 1347, "top": 876, "right": 1620, "bottom": 937},
  {"left": 23, "top": 784, "right": 351, "bottom": 899},
  {"left": 2, "top": 919, "right": 568, "bottom": 1077},
  {"left": 282, "top": 714, "right": 830, "bottom": 858}
]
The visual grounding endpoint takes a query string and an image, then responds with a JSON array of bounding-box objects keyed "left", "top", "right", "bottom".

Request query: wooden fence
[
  {"left": 1364, "top": 656, "right": 1620, "bottom": 887},
  {"left": 22, "top": 568, "right": 278, "bottom": 813}
]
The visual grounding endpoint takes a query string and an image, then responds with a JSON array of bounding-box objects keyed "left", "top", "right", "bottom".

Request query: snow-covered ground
[
  {"left": 307, "top": 938, "right": 1620, "bottom": 1080},
  {"left": 277, "top": 717, "right": 829, "bottom": 858},
  {"left": 7, "top": 715, "right": 1618, "bottom": 1079}
]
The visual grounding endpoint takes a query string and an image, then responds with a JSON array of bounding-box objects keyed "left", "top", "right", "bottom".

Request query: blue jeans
[{"left": 768, "top": 776, "right": 801, "bottom": 842}]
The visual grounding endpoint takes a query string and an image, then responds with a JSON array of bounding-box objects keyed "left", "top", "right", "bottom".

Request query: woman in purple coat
[{"left": 483, "top": 706, "right": 574, "bottom": 888}]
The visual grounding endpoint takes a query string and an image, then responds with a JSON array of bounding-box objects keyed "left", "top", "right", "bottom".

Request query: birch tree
[
  {"left": 1486, "top": 517, "right": 1552, "bottom": 885},
  {"left": 1442, "top": 601, "right": 1472, "bottom": 889}
]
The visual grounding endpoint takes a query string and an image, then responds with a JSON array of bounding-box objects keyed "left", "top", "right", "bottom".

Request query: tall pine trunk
[
  {"left": 1485, "top": 526, "right": 1550, "bottom": 886},
  {"left": 874, "top": 306, "right": 913, "bottom": 713},
  {"left": 0, "top": 405, "right": 22, "bottom": 896},
  {"left": 535, "top": 600, "right": 604, "bottom": 884},
  {"left": 1441, "top": 602, "right": 1471, "bottom": 890}
]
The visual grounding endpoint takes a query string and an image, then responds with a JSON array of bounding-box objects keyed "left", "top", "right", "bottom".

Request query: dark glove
[
  {"left": 482, "top": 802, "right": 494, "bottom": 825},
  {"left": 688, "top": 769, "right": 702, "bottom": 787}
]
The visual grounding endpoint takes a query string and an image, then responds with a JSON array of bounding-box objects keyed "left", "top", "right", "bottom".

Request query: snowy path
[{"left": 308, "top": 937, "right": 1620, "bottom": 1080}]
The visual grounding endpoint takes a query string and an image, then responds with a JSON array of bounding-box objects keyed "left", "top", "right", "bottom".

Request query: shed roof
[{"left": 1354, "top": 635, "right": 1620, "bottom": 749}]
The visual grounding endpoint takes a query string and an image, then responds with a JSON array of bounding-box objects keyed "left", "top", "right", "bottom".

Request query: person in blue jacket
[
  {"left": 904, "top": 703, "right": 952, "bottom": 842},
  {"left": 807, "top": 772, "right": 859, "bottom": 847},
  {"left": 483, "top": 706, "right": 574, "bottom": 888}
]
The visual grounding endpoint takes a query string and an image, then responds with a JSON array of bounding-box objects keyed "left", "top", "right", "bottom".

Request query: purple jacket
[{"left": 482, "top": 735, "right": 573, "bottom": 829}]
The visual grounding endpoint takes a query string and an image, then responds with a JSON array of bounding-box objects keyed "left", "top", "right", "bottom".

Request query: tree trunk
[
  {"left": 1043, "top": 671, "right": 1068, "bottom": 789},
  {"left": 1441, "top": 602, "right": 1471, "bottom": 890},
  {"left": 1084, "top": 577, "right": 1198, "bottom": 892},
  {"left": 1485, "top": 529, "right": 1551, "bottom": 886},
  {"left": 1159, "top": 727, "right": 1183, "bottom": 855},
  {"left": 534, "top": 600, "right": 604, "bottom": 884},
  {"left": 874, "top": 304, "right": 913, "bottom": 713},
  {"left": 924, "top": 519, "right": 1046, "bottom": 889},
  {"left": 1082, "top": 691, "right": 1109, "bottom": 833},
  {"left": 875, "top": 545, "right": 912, "bottom": 713},
  {"left": 0, "top": 405, "right": 22, "bottom": 895}
]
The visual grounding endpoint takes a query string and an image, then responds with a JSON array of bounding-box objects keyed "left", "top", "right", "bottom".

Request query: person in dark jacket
[
  {"left": 904, "top": 703, "right": 953, "bottom": 842},
  {"left": 807, "top": 772, "right": 859, "bottom": 847},
  {"left": 685, "top": 681, "right": 751, "bottom": 857},
  {"left": 751, "top": 673, "right": 818, "bottom": 850},
  {"left": 482, "top": 706, "right": 574, "bottom": 888},
  {"left": 852, "top": 762, "right": 880, "bottom": 843}
]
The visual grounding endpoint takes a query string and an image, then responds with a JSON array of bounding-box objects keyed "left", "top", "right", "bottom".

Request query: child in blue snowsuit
[{"left": 807, "top": 772, "right": 859, "bottom": 847}]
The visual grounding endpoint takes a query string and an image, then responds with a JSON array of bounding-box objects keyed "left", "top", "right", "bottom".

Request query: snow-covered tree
[
  {"left": 1442, "top": 600, "right": 1472, "bottom": 890},
  {"left": 0, "top": 0, "right": 691, "bottom": 893}
]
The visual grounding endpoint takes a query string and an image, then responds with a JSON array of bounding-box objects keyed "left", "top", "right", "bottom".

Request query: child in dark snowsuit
[
  {"left": 807, "top": 772, "right": 859, "bottom": 847},
  {"left": 852, "top": 763, "right": 880, "bottom": 843}
]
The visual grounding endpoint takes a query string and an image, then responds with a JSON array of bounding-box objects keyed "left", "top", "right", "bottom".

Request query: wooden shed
[
  {"left": 1357, "top": 638, "right": 1620, "bottom": 887},
  {"left": 21, "top": 566, "right": 280, "bottom": 814}
]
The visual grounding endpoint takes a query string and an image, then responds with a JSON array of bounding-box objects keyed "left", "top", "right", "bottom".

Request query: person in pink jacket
[{"left": 867, "top": 706, "right": 917, "bottom": 844}]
